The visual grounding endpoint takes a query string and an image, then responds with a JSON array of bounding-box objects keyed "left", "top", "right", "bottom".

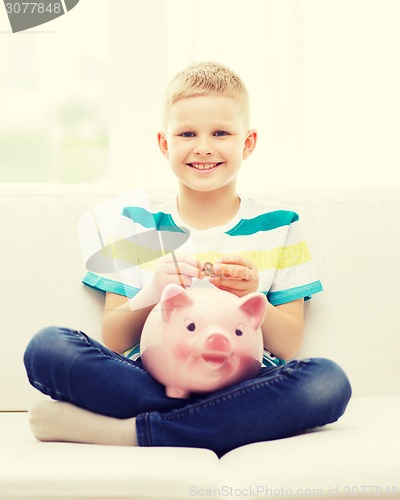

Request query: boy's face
[{"left": 158, "top": 95, "right": 256, "bottom": 194}]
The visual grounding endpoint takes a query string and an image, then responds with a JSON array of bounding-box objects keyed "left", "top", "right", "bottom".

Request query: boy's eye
[
  {"left": 213, "top": 130, "right": 229, "bottom": 137},
  {"left": 180, "top": 132, "right": 195, "bottom": 138}
]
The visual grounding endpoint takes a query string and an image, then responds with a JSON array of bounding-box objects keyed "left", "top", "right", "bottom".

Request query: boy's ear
[
  {"left": 242, "top": 129, "right": 257, "bottom": 160},
  {"left": 157, "top": 131, "right": 169, "bottom": 160}
]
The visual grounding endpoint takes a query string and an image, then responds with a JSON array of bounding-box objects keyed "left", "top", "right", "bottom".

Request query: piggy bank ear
[
  {"left": 161, "top": 284, "right": 193, "bottom": 322},
  {"left": 238, "top": 292, "right": 267, "bottom": 329}
]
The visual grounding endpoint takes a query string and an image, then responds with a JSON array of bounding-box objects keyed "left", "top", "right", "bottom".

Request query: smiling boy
[
  {"left": 24, "top": 62, "right": 351, "bottom": 455},
  {"left": 159, "top": 64, "right": 255, "bottom": 229}
]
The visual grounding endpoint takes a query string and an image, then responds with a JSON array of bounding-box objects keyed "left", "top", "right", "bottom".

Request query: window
[{"left": 0, "top": 1, "right": 108, "bottom": 182}]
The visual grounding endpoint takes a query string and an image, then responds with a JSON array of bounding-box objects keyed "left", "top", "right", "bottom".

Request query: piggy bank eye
[
  {"left": 185, "top": 319, "right": 196, "bottom": 332},
  {"left": 235, "top": 323, "right": 245, "bottom": 336}
]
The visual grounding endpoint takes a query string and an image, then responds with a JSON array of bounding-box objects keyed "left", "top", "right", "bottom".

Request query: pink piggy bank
[{"left": 140, "top": 283, "right": 267, "bottom": 398}]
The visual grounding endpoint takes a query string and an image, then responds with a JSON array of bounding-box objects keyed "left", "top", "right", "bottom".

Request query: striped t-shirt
[{"left": 80, "top": 191, "right": 323, "bottom": 366}]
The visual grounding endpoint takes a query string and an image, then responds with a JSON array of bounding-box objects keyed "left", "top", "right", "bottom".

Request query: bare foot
[{"left": 29, "top": 400, "right": 137, "bottom": 446}]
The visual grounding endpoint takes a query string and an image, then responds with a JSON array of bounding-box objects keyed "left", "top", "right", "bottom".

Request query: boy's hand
[
  {"left": 150, "top": 253, "right": 205, "bottom": 295},
  {"left": 209, "top": 255, "right": 259, "bottom": 297}
]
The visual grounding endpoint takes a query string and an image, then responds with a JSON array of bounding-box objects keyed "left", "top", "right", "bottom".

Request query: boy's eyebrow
[{"left": 170, "top": 121, "right": 237, "bottom": 131}]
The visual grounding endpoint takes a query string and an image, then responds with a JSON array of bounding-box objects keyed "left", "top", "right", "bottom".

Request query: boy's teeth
[{"left": 190, "top": 163, "right": 218, "bottom": 170}]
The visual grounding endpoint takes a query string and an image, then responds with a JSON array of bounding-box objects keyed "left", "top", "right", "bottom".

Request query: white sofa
[{"left": 0, "top": 183, "right": 399, "bottom": 500}]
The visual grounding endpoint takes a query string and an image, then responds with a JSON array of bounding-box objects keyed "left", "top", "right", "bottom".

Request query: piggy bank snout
[{"left": 204, "top": 334, "right": 231, "bottom": 353}]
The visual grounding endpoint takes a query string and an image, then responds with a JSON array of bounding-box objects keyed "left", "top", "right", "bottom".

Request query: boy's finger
[
  {"left": 169, "top": 261, "right": 204, "bottom": 278},
  {"left": 169, "top": 253, "right": 204, "bottom": 269},
  {"left": 213, "top": 263, "right": 252, "bottom": 280},
  {"left": 215, "top": 254, "right": 254, "bottom": 269},
  {"left": 161, "top": 253, "right": 204, "bottom": 273},
  {"left": 210, "top": 276, "right": 249, "bottom": 291}
]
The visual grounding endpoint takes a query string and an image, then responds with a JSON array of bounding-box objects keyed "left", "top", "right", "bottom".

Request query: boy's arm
[
  {"left": 102, "top": 287, "right": 158, "bottom": 354},
  {"left": 101, "top": 253, "right": 205, "bottom": 354},
  {"left": 261, "top": 298, "right": 304, "bottom": 361}
]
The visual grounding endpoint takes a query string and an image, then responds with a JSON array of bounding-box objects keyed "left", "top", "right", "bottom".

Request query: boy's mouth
[{"left": 186, "top": 162, "right": 223, "bottom": 171}]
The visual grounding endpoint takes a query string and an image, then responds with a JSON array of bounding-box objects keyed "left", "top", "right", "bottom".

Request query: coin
[{"left": 203, "top": 262, "right": 214, "bottom": 277}]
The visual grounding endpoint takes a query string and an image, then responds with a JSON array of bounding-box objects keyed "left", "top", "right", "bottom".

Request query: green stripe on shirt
[{"left": 226, "top": 210, "right": 299, "bottom": 236}]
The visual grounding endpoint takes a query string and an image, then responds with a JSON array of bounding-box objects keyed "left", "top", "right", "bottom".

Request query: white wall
[
  {"left": 1, "top": 1, "right": 399, "bottom": 189},
  {"left": 108, "top": 0, "right": 400, "bottom": 190}
]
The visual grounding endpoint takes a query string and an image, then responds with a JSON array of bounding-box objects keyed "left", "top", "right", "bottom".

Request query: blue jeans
[{"left": 23, "top": 326, "right": 352, "bottom": 457}]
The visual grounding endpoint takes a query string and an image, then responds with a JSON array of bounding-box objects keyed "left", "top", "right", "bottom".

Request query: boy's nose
[{"left": 193, "top": 139, "right": 213, "bottom": 155}]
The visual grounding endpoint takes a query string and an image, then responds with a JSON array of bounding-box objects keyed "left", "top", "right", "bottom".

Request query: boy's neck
[{"left": 176, "top": 185, "right": 241, "bottom": 230}]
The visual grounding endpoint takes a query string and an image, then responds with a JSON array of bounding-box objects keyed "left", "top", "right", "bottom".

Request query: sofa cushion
[
  {"left": 0, "top": 397, "right": 398, "bottom": 499},
  {"left": 1, "top": 184, "right": 399, "bottom": 411}
]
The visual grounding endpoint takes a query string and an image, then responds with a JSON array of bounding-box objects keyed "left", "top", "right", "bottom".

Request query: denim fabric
[{"left": 24, "top": 326, "right": 352, "bottom": 457}]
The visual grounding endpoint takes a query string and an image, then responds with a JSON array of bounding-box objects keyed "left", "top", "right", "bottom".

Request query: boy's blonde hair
[{"left": 163, "top": 61, "right": 250, "bottom": 130}]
